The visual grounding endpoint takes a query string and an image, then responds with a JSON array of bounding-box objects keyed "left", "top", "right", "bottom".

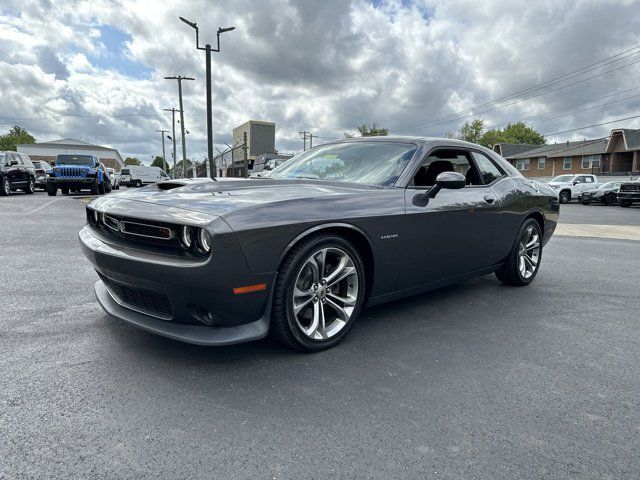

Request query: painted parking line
[{"left": 556, "top": 223, "right": 640, "bottom": 241}]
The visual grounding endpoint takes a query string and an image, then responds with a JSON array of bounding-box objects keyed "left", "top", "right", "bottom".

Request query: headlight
[
  {"left": 180, "top": 226, "right": 193, "bottom": 249},
  {"left": 197, "top": 229, "right": 211, "bottom": 254}
]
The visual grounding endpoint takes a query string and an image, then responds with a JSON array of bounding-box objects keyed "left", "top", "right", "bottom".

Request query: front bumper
[
  {"left": 79, "top": 224, "right": 274, "bottom": 346},
  {"left": 617, "top": 192, "right": 640, "bottom": 203},
  {"left": 48, "top": 177, "right": 95, "bottom": 185}
]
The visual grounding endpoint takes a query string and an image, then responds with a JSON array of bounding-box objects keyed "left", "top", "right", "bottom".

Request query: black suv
[{"left": 0, "top": 151, "right": 36, "bottom": 196}]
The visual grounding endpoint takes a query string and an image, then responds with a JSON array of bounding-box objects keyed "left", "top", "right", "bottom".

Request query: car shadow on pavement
[{"left": 100, "top": 275, "right": 501, "bottom": 367}]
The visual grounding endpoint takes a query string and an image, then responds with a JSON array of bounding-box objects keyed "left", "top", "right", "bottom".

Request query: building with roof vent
[{"left": 16, "top": 138, "right": 125, "bottom": 172}]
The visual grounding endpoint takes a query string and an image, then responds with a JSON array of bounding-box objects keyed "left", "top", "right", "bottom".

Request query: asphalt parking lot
[{"left": 1, "top": 191, "right": 639, "bottom": 479}]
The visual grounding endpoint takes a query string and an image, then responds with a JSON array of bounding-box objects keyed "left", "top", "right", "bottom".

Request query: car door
[
  {"left": 399, "top": 147, "right": 506, "bottom": 290},
  {"left": 10, "top": 153, "right": 26, "bottom": 186},
  {"left": 572, "top": 175, "right": 591, "bottom": 196}
]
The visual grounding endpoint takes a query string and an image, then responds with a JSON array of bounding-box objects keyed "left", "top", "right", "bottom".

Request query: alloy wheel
[
  {"left": 291, "top": 247, "right": 359, "bottom": 340},
  {"left": 518, "top": 225, "right": 541, "bottom": 279},
  {"left": 3, "top": 177, "right": 10, "bottom": 195}
]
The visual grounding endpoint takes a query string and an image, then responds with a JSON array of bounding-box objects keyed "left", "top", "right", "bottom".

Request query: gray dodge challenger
[{"left": 79, "top": 137, "right": 559, "bottom": 351}]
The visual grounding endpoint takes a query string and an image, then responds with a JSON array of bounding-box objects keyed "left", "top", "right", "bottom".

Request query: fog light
[
  {"left": 180, "top": 226, "right": 193, "bottom": 249},
  {"left": 197, "top": 229, "right": 211, "bottom": 254}
]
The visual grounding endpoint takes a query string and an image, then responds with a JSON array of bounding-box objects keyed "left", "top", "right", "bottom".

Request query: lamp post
[
  {"left": 179, "top": 16, "right": 235, "bottom": 180},
  {"left": 165, "top": 76, "right": 194, "bottom": 179},
  {"left": 163, "top": 108, "right": 180, "bottom": 177},
  {"left": 155, "top": 129, "right": 169, "bottom": 172}
]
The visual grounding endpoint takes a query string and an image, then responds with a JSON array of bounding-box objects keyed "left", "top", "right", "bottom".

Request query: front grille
[
  {"left": 56, "top": 167, "right": 87, "bottom": 177},
  {"left": 120, "top": 221, "right": 173, "bottom": 240},
  {"left": 620, "top": 184, "right": 639, "bottom": 192},
  {"left": 99, "top": 273, "right": 172, "bottom": 319}
]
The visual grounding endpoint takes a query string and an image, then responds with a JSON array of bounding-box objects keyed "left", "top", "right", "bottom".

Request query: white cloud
[{"left": 1, "top": 0, "right": 639, "bottom": 163}]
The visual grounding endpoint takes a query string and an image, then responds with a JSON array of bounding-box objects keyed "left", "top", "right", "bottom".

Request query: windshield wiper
[{"left": 289, "top": 174, "right": 320, "bottom": 180}]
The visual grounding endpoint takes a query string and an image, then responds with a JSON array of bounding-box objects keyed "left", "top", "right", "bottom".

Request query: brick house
[
  {"left": 17, "top": 138, "right": 125, "bottom": 172},
  {"left": 494, "top": 128, "right": 640, "bottom": 178}
]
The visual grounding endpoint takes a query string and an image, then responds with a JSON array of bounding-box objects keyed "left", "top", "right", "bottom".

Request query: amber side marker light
[{"left": 233, "top": 284, "right": 267, "bottom": 295}]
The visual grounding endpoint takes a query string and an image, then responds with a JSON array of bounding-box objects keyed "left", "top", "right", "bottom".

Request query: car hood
[{"left": 101, "top": 178, "right": 383, "bottom": 217}]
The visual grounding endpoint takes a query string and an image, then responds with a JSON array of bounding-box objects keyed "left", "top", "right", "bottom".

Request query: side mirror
[
  {"left": 10, "top": 160, "right": 18, "bottom": 166},
  {"left": 428, "top": 171, "right": 466, "bottom": 198},
  {"left": 572, "top": 180, "right": 580, "bottom": 185}
]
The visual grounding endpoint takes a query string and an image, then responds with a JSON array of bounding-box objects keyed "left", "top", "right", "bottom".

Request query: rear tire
[
  {"left": 559, "top": 190, "right": 571, "bottom": 204},
  {"left": 0, "top": 177, "right": 10, "bottom": 196},
  {"left": 271, "top": 234, "right": 366, "bottom": 352},
  {"left": 496, "top": 218, "right": 542, "bottom": 287},
  {"left": 46, "top": 182, "right": 57, "bottom": 196},
  {"left": 24, "top": 178, "right": 35, "bottom": 194},
  {"left": 135, "top": 180, "right": 143, "bottom": 188}
]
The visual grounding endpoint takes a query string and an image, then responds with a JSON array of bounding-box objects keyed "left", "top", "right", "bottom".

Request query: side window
[
  {"left": 574, "top": 176, "right": 585, "bottom": 183},
  {"left": 471, "top": 152, "right": 505, "bottom": 185},
  {"left": 13, "top": 154, "right": 24, "bottom": 165},
  {"left": 584, "top": 176, "right": 594, "bottom": 183},
  {"left": 411, "top": 149, "right": 473, "bottom": 187}
]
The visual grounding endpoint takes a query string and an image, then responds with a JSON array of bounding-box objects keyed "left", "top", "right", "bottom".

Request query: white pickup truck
[{"left": 547, "top": 174, "right": 598, "bottom": 204}]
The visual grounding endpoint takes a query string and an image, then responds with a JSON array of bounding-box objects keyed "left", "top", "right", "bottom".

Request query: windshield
[
  {"left": 121, "top": 169, "right": 130, "bottom": 175},
  {"left": 551, "top": 175, "right": 575, "bottom": 183},
  {"left": 598, "top": 182, "right": 620, "bottom": 189},
  {"left": 269, "top": 142, "right": 417, "bottom": 186},
  {"left": 56, "top": 155, "right": 94, "bottom": 166}
]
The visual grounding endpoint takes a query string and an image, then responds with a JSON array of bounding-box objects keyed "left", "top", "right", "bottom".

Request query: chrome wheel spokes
[
  {"left": 292, "top": 247, "right": 359, "bottom": 340},
  {"left": 518, "top": 225, "right": 541, "bottom": 279}
]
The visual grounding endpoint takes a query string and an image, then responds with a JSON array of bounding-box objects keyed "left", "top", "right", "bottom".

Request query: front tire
[
  {"left": 271, "top": 234, "right": 366, "bottom": 352},
  {"left": 603, "top": 193, "right": 616, "bottom": 206},
  {"left": 559, "top": 190, "right": 571, "bottom": 204},
  {"left": 0, "top": 177, "right": 10, "bottom": 196},
  {"left": 135, "top": 180, "right": 143, "bottom": 188},
  {"left": 46, "top": 182, "right": 57, "bottom": 196},
  {"left": 496, "top": 218, "right": 542, "bottom": 286}
]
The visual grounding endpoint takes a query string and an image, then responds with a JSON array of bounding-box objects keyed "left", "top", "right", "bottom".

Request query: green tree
[
  {"left": 489, "top": 122, "right": 545, "bottom": 145},
  {"left": 0, "top": 126, "right": 36, "bottom": 151},
  {"left": 124, "top": 157, "right": 141, "bottom": 166},
  {"left": 447, "top": 119, "right": 485, "bottom": 144},
  {"left": 357, "top": 123, "right": 389, "bottom": 137},
  {"left": 150, "top": 156, "right": 168, "bottom": 169}
]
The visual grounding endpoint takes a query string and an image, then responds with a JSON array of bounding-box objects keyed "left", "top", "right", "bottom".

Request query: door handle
[{"left": 483, "top": 195, "right": 495, "bottom": 204}]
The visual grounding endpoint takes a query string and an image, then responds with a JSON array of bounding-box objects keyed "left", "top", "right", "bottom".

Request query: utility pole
[
  {"left": 243, "top": 131, "right": 249, "bottom": 178},
  {"left": 299, "top": 130, "right": 310, "bottom": 151},
  {"left": 163, "top": 108, "right": 180, "bottom": 177},
  {"left": 165, "top": 76, "right": 194, "bottom": 179},
  {"left": 309, "top": 133, "right": 315, "bottom": 149},
  {"left": 156, "top": 129, "right": 169, "bottom": 172},
  {"left": 179, "top": 17, "right": 236, "bottom": 180}
]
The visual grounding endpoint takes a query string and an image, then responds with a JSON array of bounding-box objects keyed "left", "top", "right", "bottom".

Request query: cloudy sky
[{"left": 1, "top": 0, "right": 640, "bottom": 164}]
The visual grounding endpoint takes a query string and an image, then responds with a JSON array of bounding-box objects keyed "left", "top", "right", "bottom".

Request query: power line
[
  {"left": 0, "top": 112, "right": 159, "bottom": 122},
  {"left": 542, "top": 114, "right": 640, "bottom": 137},
  {"left": 513, "top": 85, "right": 640, "bottom": 124},
  {"left": 394, "top": 46, "right": 640, "bottom": 133}
]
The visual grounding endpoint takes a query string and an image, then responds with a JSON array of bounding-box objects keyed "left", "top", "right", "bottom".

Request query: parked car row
[
  {"left": 546, "top": 173, "right": 640, "bottom": 207},
  {"left": 0, "top": 151, "right": 132, "bottom": 197}
]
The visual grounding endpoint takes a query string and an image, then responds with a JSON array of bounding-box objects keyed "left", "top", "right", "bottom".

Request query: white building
[{"left": 17, "top": 138, "right": 125, "bottom": 171}]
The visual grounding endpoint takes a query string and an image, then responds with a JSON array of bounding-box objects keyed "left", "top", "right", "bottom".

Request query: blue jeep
[{"left": 46, "top": 154, "right": 110, "bottom": 196}]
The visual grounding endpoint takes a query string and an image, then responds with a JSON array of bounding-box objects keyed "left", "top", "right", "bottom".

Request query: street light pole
[
  {"left": 165, "top": 76, "right": 194, "bottom": 180},
  {"left": 163, "top": 108, "right": 180, "bottom": 177},
  {"left": 156, "top": 129, "right": 169, "bottom": 171},
  {"left": 179, "top": 17, "right": 235, "bottom": 180}
]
